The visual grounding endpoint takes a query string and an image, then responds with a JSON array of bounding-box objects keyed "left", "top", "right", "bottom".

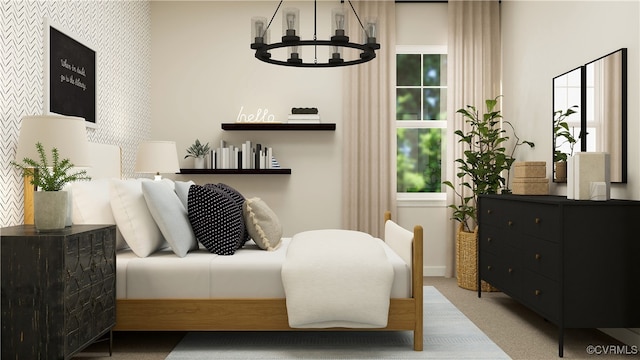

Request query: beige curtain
[
  {"left": 445, "top": 0, "right": 501, "bottom": 277},
  {"left": 342, "top": 1, "right": 396, "bottom": 238}
]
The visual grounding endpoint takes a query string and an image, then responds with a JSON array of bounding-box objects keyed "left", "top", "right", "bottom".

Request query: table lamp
[
  {"left": 135, "top": 141, "right": 180, "bottom": 180},
  {"left": 15, "top": 115, "right": 91, "bottom": 225}
]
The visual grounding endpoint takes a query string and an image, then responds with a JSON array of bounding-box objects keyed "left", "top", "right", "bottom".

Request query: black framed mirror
[{"left": 552, "top": 48, "right": 627, "bottom": 183}]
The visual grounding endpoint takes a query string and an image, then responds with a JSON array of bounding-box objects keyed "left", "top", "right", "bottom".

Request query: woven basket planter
[{"left": 456, "top": 223, "right": 499, "bottom": 292}]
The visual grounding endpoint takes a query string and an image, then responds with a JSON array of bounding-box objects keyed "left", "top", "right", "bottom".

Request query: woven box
[
  {"left": 513, "top": 161, "right": 546, "bottom": 178},
  {"left": 513, "top": 177, "right": 549, "bottom": 195}
]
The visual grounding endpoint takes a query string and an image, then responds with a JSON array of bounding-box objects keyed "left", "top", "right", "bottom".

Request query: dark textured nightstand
[{"left": 1, "top": 224, "right": 116, "bottom": 359}]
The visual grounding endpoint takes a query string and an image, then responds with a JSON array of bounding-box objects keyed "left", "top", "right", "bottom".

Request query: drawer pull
[
  {"left": 535, "top": 217, "right": 541, "bottom": 224},
  {"left": 487, "top": 237, "right": 492, "bottom": 243},
  {"left": 535, "top": 253, "right": 541, "bottom": 261},
  {"left": 508, "top": 220, "right": 513, "bottom": 226},
  {"left": 487, "top": 265, "right": 493, "bottom": 271},
  {"left": 508, "top": 268, "right": 513, "bottom": 274},
  {"left": 487, "top": 209, "right": 492, "bottom": 214},
  {"left": 535, "top": 289, "right": 541, "bottom": 296}
]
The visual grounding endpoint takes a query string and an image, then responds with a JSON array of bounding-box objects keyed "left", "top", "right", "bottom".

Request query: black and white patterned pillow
[
  {"left": 187, "top": 184, "right": 244, "bottom": 255},
  {"left": 208, "top": 183, "right": 250, "bottom": 245}
]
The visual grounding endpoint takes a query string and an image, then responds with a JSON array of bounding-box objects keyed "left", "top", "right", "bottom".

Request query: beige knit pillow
[{"left": 242, "top": 197, "right": 283, "bottom": 251}]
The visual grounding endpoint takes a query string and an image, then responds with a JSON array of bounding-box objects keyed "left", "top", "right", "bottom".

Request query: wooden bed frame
[{"left": 114, "top": 211, "right": 424, "bottom": 351}]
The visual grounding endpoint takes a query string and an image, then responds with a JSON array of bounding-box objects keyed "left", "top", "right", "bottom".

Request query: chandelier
[{"left": 250, "top": 0, "right": 380, "bottom": 68}]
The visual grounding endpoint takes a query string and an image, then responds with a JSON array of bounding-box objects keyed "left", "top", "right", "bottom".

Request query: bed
[{"left": 71, "top": 143, "right": 424, "bottom": 351}]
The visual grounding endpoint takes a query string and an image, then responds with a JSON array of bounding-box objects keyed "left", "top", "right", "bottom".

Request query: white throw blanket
[{"left": 281, "top": 229, "right": 394, "bottom": 328}]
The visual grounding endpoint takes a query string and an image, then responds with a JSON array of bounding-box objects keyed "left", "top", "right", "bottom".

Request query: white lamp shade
[
  {"left": 135, "top": 141, "right": 180, "bottom": 174},
  {"left": 15, "top": 115, "right": 91, "bottom": 167}
]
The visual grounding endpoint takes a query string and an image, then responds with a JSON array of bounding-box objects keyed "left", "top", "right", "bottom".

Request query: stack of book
[
  {"left": 287, "top": 107, "right": 320, "bottom": 124},
  {"left": 211, "top": 140, "right": 277, "bottom": 170}
]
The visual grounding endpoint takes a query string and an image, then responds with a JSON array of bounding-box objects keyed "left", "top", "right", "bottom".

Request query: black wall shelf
[
  {"left": 221, "top": 123, "right": 336, "bottom": 131},
  {"left": 179, "top": 168, "right": 291, "bottom": 175}
]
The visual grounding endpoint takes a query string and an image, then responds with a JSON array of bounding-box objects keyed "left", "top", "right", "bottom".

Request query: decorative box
[
  {"left": 512, "top": 177, "right": 549, "bottom": 195},
  {"left": 513, "top": 161, "right": 546, "bottom": 178}
]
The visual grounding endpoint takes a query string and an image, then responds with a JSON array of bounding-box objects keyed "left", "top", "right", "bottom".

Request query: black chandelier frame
[{"left": 250, "top": 0, "right": 381, "bottom": 68}]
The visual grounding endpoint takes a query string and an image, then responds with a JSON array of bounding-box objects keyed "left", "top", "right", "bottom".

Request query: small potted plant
[
  {"left": 185, "top": 139, "right": 210, "bottom": 169},
  {"left": 11, "top": 142, "right": 91, "bottom": 231},
  {"left": 553, "top": 105, "right": 580, "bottom": 182}
]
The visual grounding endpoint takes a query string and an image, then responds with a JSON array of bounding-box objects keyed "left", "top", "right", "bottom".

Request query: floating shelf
[
  {"left": 179, "top": 168, "right": 291, "bottom": 175},
  {"left": 221, "top": 123, "right": 336, "bottom": 131}
]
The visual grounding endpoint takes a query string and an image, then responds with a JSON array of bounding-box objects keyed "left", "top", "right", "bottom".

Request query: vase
[
  {"left": 555, "top": 161, "right": 567, "bottom": 182},
  {"left": 194, "top": 157, "right": 205, "bottom": 169},
  {"left": 34, "top": 191, "right": 68, "bottom": 231},
  {"left": 455, "top": 223, "right": 498, "bottom": 292}
]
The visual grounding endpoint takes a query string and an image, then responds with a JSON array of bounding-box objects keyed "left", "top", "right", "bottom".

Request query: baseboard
[
  {"left": 424, "top": 266, "right": 446, "bottom": 277},
  {"left": 600, "top": 328, "right": 640, "bottom": 347}
]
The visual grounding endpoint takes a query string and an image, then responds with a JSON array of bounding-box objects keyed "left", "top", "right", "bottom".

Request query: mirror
[
  {"left": 552, "top": 48, "right": 627, "bottom": 183},
  {"left": 552, "top": 66, "right": 583, "bottom": 183}
]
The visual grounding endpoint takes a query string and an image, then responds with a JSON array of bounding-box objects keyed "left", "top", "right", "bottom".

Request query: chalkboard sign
[{"left": 45, "top": 19, "right": 96, "bottom": 126}]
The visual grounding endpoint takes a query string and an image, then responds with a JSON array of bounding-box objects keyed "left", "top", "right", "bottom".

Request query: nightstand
[{"left": 1, "top": 224, "right": 116, "bottom": 359}]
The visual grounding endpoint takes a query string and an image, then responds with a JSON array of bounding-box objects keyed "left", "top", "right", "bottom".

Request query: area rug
[{"left": 165, "top": 286, "right": 510, "bottom": 359}]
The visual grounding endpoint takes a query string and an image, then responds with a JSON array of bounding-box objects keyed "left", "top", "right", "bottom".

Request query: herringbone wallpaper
[{"left": 1, "top": 1, "right": 151, "bottom": 227}]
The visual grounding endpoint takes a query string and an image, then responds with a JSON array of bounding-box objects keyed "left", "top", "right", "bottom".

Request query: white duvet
[{"left": 281, "top": 229, "right": 394, "bottom": 328}]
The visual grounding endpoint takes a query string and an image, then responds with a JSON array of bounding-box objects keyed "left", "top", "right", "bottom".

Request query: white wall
[
  {"left": 501, "top": 0, "right": 639, "bottom": 200},
  {"left": 501, "top": 0, "right": 640, "bottom": 346},
  {"left": 151, "top": 1, "right": 344, "bottom": 236},
  {"left": 1, "top": 1, "right": 151, "bottom": 227},
  {"left": 151, "top": 1, "right": 450, "bottom": 275}
]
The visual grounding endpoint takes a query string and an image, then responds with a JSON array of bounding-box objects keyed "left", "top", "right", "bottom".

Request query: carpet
[{"left": 165, "top": 286, "right": 511, "bottom": 359}]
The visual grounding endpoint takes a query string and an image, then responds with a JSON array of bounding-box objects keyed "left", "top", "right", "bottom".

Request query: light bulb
[{"left": 287, "top": 14, "right": 296, "bottom": 30}]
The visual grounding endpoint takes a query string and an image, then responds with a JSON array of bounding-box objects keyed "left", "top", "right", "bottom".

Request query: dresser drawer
[
  {"left": 522, "top": 270, "right": 560, "bottom": 322},
  {"left": 479, "top": 224, "right": 507, "bottom": 256},
  {"left": 480, "top": 251, "right": 522, "bottom": 297},
  {"left": 523, "top": 236, "right": 559, "bottom": 280},
  {"left": 479, "top": 199, "right": 523, "bottom": 231},
  {"left": 519, "top": 203, "right": 560, "bottom": 241}
]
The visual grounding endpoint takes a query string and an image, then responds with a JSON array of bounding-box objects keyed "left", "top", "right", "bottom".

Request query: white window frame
[{"left": 396, "top": 45, "right": 447, "bottom": 206}]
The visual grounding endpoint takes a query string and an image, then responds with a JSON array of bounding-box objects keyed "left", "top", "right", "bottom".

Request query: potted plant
[
  {"left": 553, "top": 105, "right": 579, "bottom": 182},
  {"left": 11, "top": 142, "right": 91, "bottom": 231},
  {"left": 185, "top": 139, "right": 210, "bottom": 169},
  {"left": 443, "top": 96, "right": 534, "bottom": 291}
]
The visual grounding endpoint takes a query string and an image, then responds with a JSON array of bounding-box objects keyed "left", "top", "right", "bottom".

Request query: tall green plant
[
  {"left": 11, "top": 142, "right": 91, "bottom": 191},
  {"left": 443, "top": 96, "right": 534, "bottom": 232}
]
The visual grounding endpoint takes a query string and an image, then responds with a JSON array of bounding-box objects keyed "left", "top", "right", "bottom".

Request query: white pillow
[
  {"left": 243, "top": 197, "right": 282, "bottom": 251},
  {"left": 70, "top": 178, "right": 126, "bottom": 249},
  {"left": 141, "top": 180, "right": 198, "bottom": 257},
  {"left": 174, "top": 180, "right": 195, "bottom": 209},
  {"left": 109, "top": 179, "right": 166, "bottom": 257}
]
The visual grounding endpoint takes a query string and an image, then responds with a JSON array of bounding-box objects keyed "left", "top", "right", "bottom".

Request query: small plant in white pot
[
  {"left": 11, "top": 142, "right": 91, "bottom": 231},
  {"left": 185, "top": 139, "right": 210, "bottom": 169}
]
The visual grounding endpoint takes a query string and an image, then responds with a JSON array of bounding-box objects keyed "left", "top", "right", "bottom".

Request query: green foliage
[
  {"left": 184, "top": 139, "right": 210, "bottom": 158},
  {"left": 443, "top": 96, "right": 534, "bottom": 232},
  {"left": 553, "top": 105, "right": 579, "bottom": 163},
  {"left": 11, "top": 142, "right": 91, "bottom": 191},
  {"left": 397, "top": 128, "right": 442, "bottom": 192}
]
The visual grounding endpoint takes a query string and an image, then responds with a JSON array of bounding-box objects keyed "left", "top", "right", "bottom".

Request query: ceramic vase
[{"left": 34, "top": 191, "right": 68, "bottom": 231}]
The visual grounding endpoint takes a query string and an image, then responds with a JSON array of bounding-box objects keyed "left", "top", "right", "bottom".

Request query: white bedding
[
  {"left": 281, "top": 230, "right": 394, "bottom": 328},
  {"left": 116, "top": 237, "right": 411, "bottom": 300}
]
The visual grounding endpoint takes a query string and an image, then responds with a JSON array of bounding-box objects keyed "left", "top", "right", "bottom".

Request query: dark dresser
[
  {"left": 478, "top": 195, "right": 640, "bottom": 357},
  {"left": 1, "top": 224, "right": 116, "bottom": 359}
]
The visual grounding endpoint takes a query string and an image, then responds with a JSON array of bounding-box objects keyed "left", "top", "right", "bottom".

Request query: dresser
[
  {"left": 478, "top": 195, "right": 640, "bottom": 357},
  {"left": 1, "top": 224, "right": 116, "bottom": 359}
]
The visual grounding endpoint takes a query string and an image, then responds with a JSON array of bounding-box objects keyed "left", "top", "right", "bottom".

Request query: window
[{"left": 396, "top": 46, "right": 447, "bottom": 199}]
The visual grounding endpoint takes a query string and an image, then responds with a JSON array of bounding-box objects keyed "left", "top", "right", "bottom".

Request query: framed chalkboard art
[{"left": 44, "top": 18, "right": 97, "bottom": 128}]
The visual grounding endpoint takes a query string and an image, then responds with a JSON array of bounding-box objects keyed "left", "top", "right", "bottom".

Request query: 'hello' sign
[{"left": 236, "top": 106, "right": 276, "bottom": 122}]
